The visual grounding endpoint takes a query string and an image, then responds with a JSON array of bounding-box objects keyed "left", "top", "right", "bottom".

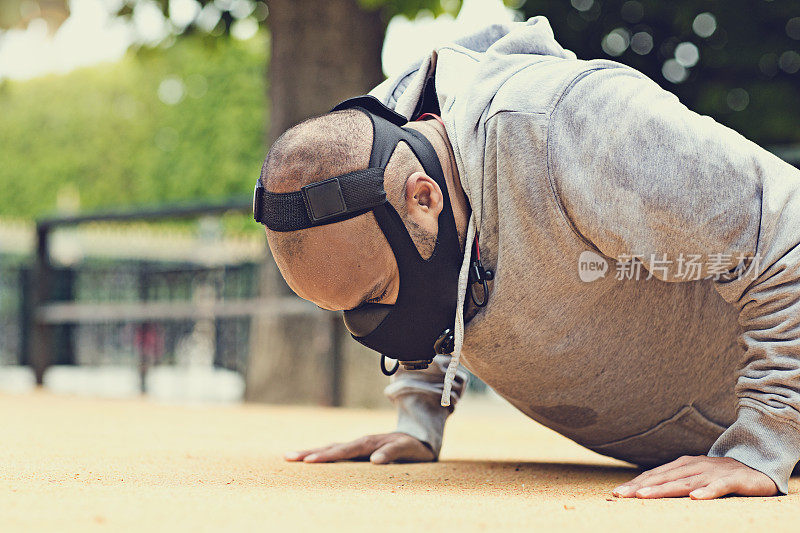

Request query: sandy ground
[{"left": 1, "top": 392, "right": 798, "bottom": 532}]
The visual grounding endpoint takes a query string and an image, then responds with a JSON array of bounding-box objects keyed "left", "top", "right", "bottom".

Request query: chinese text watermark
[{"left": 578, "top": 251, "right": 761, "bottom": 283}]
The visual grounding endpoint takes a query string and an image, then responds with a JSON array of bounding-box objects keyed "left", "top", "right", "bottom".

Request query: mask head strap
[
  {"left": 253, "top": 96, "right": 409, "bottom": 232},
  {"left": 254, "top": 167, "right": 386, "bottom": 232}
]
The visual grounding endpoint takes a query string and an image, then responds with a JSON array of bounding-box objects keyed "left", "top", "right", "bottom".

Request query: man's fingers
[
  {"left": 689, "top": 476, "right": 736, "bottom": 500},
  {"left": 634, "top": 475, "right": 706, "bottom": 498},
  {"left": 623, "top": 456, "right": 694, "bottom": 484},
  {"left": 619, "top": 464, "right": 704, "bottom": 495},
  {"left": 284, "top": 445, "right": 338, "bottom": 462},
  {"left": 286, "top": 435, "right": 379, "bottom": 463},
  {"left": 689, "top": 470, "right": 777, "bottom": 499},
  {"left": 613, "top": 456, "right": 779, "bottom": 499},
  {"left": 635, "top": 455, "right": 692, "bottom": 478},
  {"left": 286, "top": 433, "right": 434, "bottom": 465},
  {"left": 370, "top": 436, "right": 435, "bottom": 465},
  {"left": 369, "top": 440, "right": 407, "bottom": 464},
  {"left": 613, "top": 456, "right": 699, "bottom": 496},
  {"left": 302, "top": 438, "right": 374, "bottom": 463}
]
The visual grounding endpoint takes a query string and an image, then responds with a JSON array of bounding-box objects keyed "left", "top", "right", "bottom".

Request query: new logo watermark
[{"left": 577, "top": 251, "right": 609, "bottom": 282}]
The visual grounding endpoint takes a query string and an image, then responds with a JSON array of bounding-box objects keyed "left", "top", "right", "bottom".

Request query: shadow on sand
[{"left": 273, "top": 458, "right": 642, "bottom": 494}]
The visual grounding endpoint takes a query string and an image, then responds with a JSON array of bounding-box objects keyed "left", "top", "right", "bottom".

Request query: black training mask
[{"left": 253, "top": 95, "right": 464, "bottom": 372}]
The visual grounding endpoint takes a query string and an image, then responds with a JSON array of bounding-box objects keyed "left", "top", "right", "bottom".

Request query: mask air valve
[{"left": 380, "top": 355, "right": 433, "bottom": 376}]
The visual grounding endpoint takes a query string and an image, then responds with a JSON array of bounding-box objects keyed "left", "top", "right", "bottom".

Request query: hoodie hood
[
  {"left": 371, "top": 16, "right": 576, "bottom": 228},
  {"left": 460, "top": 16, "right": 577, "bottom": 58},
  {"left": 371, "top": 16, "right": 576, "bottom": 118}
]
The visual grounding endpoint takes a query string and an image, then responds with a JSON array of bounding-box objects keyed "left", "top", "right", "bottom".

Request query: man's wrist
[
  {"left": 393, "top": 392, "right": 452, "bottom": 458},
  {"left": 708, "top": 403, "right": 800, "bottom": 494}
]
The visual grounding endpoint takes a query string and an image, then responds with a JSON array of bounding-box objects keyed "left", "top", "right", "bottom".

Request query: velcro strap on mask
[{"left": 254, "top": 167, "right": 387, "bottom": 232}]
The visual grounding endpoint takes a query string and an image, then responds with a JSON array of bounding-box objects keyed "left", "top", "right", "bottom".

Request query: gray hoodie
[{"left": 369, "top": 17, "right": 800, "bottom": 494}]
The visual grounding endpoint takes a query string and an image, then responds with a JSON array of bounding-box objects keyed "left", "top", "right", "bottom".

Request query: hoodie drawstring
[{"left": 441, "top": 213, "right": 476, "bottom": 407}]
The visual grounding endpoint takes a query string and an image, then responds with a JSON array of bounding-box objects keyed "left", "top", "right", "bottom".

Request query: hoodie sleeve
[
  {"left": 384, "top": 355, "right": 469, "bottom": 457},
  {"left": 548, "top": 65, "right": 800, "bottom": 494}
]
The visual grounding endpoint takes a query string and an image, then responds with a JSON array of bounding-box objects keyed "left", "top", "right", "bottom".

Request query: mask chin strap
[
  {"left": 412, "top": 113, "right": 490, "bottom": 398},
  {"left": 441, "top": 213, "right": 476, "bottom": 407}
]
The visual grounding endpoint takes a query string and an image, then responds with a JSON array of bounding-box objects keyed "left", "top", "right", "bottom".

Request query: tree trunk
[
  {"left": 266, "top": 0, "right": 385, "bottom": 143},
  {"left": 245, "top": 0, "right": 387, "bottom": 406}
]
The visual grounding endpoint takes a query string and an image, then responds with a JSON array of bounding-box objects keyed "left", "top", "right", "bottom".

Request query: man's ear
[{"left": 404, "top": 171, "right": 443, "bottom": 231}]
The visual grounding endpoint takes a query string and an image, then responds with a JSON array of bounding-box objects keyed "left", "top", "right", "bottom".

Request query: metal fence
[
  {"left": 27, "top": 199, "right": 242, "bottom": 381},
  {"left": 0, "top": 260, "right": 26, "bottom": 366},
  {"left": 2, "top": 258, "right": 260, "bottom": 377},
  {"left": 0, "top": 197, "right": 351, "bottom": 402}
]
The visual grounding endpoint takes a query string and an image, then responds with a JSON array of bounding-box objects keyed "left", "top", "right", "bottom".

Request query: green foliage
[
  {"left": 0, "top": 33, "right": 268, "bottom": 222},
  {"left": 521, "top": 0, "right": 800, "bottom": 145},
  {"left": 357, "top": 0, "right": 521, "bottom": 19},
  {"left": 358, "top": 0, "right": 461, "bottom": 18}
]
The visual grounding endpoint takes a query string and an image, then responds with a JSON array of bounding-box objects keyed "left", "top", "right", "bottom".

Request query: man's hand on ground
[
  {"left": 284, "top": 432, "right": 435, "bottom": 465},
  {"left": 612, "top": 455, "right": 778, "bottom": 499}
]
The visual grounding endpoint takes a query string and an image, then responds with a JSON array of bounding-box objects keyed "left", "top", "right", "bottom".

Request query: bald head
[
  {"left": 261, "top": 110, "right": 372, "bottom": 259},
  {"left": 261, "top": 109, "right": 464, "bottom": 310},
  {"left": 263, "top": 110, "right": 372, "bottom": 193}
]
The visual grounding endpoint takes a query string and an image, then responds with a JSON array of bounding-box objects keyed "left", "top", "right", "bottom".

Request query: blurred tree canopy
[
  {"left": 118, "top": 0, "right": 464, "bottom": 141},
  {"left": 156, "top": 0, "right": 794, "bottom": 145},
  {"left": 0, "top": 0, "right": 461, "bottom": 142},
  {"left": 0, "top": 35, "right": 267, "bottom": 222},
  {"left": 522, "top": 0, "right": 800, "bottom": 145},
  {"left": 1, "top": 0, "right": 797, "bottom": 146}
]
